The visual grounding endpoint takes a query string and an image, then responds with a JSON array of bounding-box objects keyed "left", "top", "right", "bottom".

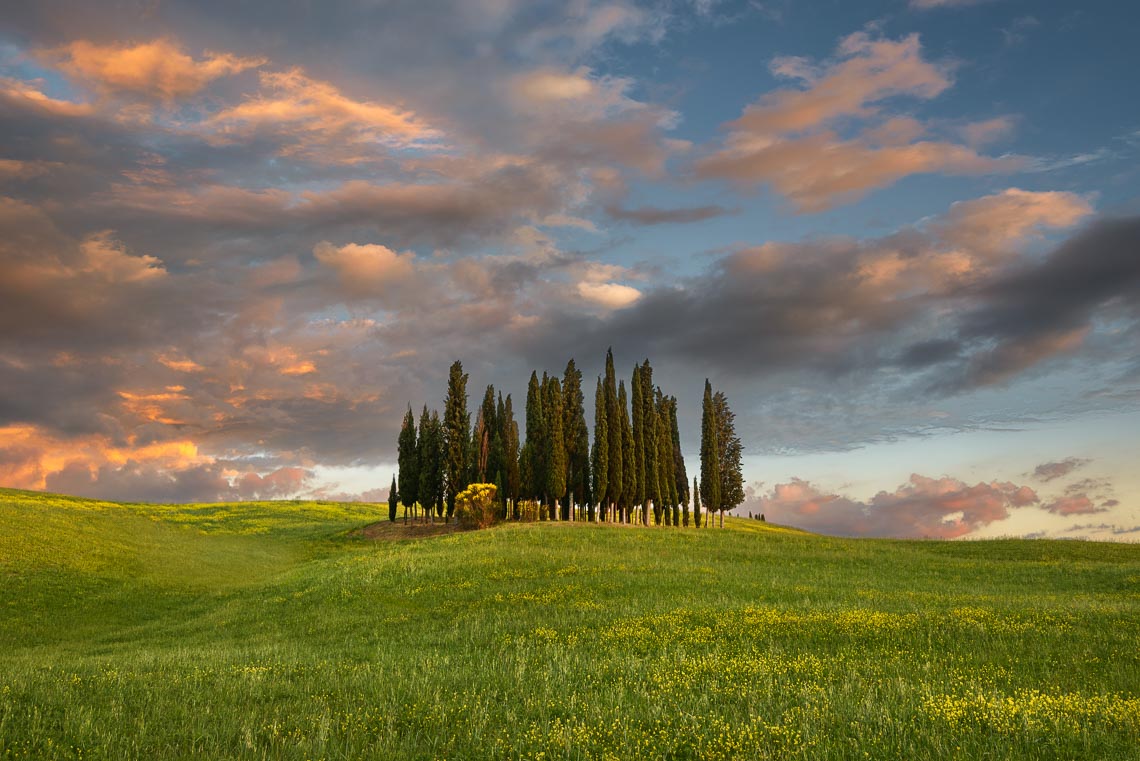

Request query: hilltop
[{"left": 1, "top": 487, "right": 1138, "bottom": 759}]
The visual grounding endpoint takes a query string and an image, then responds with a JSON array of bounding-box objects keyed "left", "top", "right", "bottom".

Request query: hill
[{"left": 2, "top": 487, "right": 1138, "bottom": 759}]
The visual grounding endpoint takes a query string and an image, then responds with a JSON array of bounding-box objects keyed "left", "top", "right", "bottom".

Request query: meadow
[{"left": 1, "top": 486, "right": 1138, "bottom": 760}]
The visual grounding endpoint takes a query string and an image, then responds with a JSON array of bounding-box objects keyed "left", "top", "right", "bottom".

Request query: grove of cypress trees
[{"left": 443, "top": 360, "right": 470, "bottom": 520}]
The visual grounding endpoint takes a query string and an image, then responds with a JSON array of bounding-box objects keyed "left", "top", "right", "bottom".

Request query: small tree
[
  {"left": 454, "top": 482, "right": 498, "bottom": 529},
  {"left": 388, "top": 475, "right": 398, "bottom": 523}
]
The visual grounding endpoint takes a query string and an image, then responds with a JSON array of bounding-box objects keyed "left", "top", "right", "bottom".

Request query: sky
[{"left": 1, "top": 0, "right": 1138, "bottom": 541}]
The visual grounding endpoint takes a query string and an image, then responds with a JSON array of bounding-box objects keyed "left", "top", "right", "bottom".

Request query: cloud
[
  {"left": 577, "top": 281, "right": 642, "bottom": 309},
  {"left": 604, "top": 203, "right": 736, "bottom": 225},
  {"left": 1032, "top": 457, "right": 1091, "bottom": 482},
  {"left": 910, "top": 0, "right": 998, "bottom": 8},
  {"left": 695, "top": 31, "right": 1022, "bottom": 210},
  {"left": 208, "top": 68, "right": 440, "bottom": 161},
  {"left": 1042, "top": 494, "right": 1104, "bottom": 516},
  {"left": 958, "top": 116, "right": 1015, "bottom": 147},
  {"left": 521, "top": 189, "right": 1108, "bottom": 395},
  {"left": 0, "top": 76, "right": 93, "bottom": 118},
  {"left": 48, "top": 38, "right": 263, "bottom": 99},
  {"left": 313, "top": 241, "right": 418, "bottom": 299},
  {"left": 732, "top": 32, "right": 952, "bottom": 136},
  {"left": 746, "top": 473, "right": 1038, "bottom": 538}
]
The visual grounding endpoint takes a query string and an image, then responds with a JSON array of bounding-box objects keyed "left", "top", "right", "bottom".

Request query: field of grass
[{"left": 2, "top": 486, "right": 1139, "bottom": 759}]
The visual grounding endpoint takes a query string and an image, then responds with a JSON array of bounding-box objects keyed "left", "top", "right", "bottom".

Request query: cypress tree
[
  {"left": 643, "top": 363, "right": 661, "bottom": 525},
  {"left": 604, "top": 349, "right": 622, "bottom": 521},
  {"left": 713, "top": 390, "right": 745, "bottom": 527},
  {"left": 591, "top": 375, "right": 608, "bottom": 523},
  {"left": 543, "top": 374, "right": 567, "bottom": 516},
  {"left": 670, "top": 395, "right": 689, "bottom": 523},
  {"left": 443, "top": 360, "right": 470, "bottom": 520},
  {"left": 474, "top": 385, "right": 496, "bottom": 483},
  {"left": 389, "top": 475, "right": 398, "bottom": 522},
  {"left": 503, "top": 394, "right": 520, "bottom": 517},
  {"left": 562, "top": 359, "right": 589, "bottom": 521},
  {"left": 630, "top": 363, "right": 646, "bottom": 524},
  {"left": 700, "top": 379, "right": 721, "bottom": 526},
  {"left": 522, "top": 371, "right": 545, "bottom": 503},
  {"left": 618, "top": 380, "right": 634, "bottom": 523},
  {"left": 397, "top": 406, "right": 419, "bottom": 511},
  {"left": 417, "top": 407, "right": 443, "bottom": 523},
  {"left": 656, "top": 391, "right": 676, "bottom": 526}
]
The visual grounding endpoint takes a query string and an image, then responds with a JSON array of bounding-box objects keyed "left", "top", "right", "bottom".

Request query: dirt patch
[{"left": 351, "top": 519, "right": 467, "bottom": 541}]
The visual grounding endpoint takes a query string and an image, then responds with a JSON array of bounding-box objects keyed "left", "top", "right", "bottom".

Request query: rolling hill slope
[{"left": 1, "top": 487, "right": 1138, "bottom": 759}]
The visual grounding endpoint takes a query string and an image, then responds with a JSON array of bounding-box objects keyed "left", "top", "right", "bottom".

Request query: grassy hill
[{"left": 1, "top": 487, "right": 1138, "bottom": 760}]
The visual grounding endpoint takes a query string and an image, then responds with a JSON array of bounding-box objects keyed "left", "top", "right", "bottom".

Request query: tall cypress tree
[
  {"left": 543, "top": 374, "right": 567, "bottom": 516},
  {"left": 591, "top": 375, "right": 607, "bottom": 523},
  {"left": 700, "top": 379, "right": 721, "bottom": 526},
  {"left": 630, "top": 363, "right": 646, "bottom": 523},
  {"left": 642, "top": 363, "right": 660, "bottom": 525},
  {"left": 492, "top": 392, "right": 507, "bottom": 512},
  {"left": 667, "top": 396, "right": 686, "bottom": 527},
  {"left": 656, "top": 390, "right": 676, "bottom": 526},
  {"left": 503, "top": 394, "right": 520, "bottom": 517},
  {"left": 417, "top": 408, "right": 444, "bottom": 523},
  {"left": 604, "top": 349, "right": 622, "bottom": 521},
  {"left": 521, "top": 370, "right": 545, "bottom": 503},
  {"left": 618, "top": 380, "right": 634, "bottom": 524},
  {"left": 443, "top": 360, "right": 470, "bottom": 520},
  {"left": 562, "top": 359, "right": 589, "bottom": 521},
  {"left": 713, "top": 390, "right": 745, "bottom": 527},
  {"left": 473, "top": 385, "right": 496, "bottom": 483},
  {"left": 397, "top": 406, "right": 419, "bottom": 511}
]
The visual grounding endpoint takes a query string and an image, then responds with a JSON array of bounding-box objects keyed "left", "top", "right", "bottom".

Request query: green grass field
[{"left": 2, "top": 487, "right": 1138, "bottom": 760}]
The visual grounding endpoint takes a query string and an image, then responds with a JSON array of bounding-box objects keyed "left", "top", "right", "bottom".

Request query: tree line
[{"left": 393, "top": 349, "right": 744, "bottom": 527}]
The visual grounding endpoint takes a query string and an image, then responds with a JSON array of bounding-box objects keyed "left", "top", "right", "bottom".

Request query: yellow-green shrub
[{"left": 455, "top": 483, "right": 498, "bottom": 529}]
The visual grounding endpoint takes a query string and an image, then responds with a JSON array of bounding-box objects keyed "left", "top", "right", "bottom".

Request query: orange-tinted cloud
[
  {"left": 733, "top": 32, "right": 951, "bottom": 136},
  {"left": 0, "top": 76, "right": 93, "bottom": 117},
  {"left": 208, "top": 68, "right": 439, "bottom": 161},
  {"left": 48, "top": 38, "right": 263, "bottom": 99},
  {"left": 313, "top": 241, "right": 416, "bottom": 296},
  {"left": 696, "top": 31, "right": 1023, "bottom": 210},
  {"left": 0, "top": 423, "right": 205, "bottom": 492},
  {"left": 749, "top": 474, "right": 1039, "bottom": 538}
]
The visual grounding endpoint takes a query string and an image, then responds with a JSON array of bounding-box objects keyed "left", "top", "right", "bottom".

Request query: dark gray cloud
[
  {"left": 1032, "top": 457, "right": 1091, "bottom": 482},
  {"left": 603, "top": 202, "right": 737, "bottom": 225}
]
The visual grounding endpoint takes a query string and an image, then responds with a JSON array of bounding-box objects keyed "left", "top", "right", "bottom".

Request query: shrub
[{"left": 454, "top": 483, "right": 498, "bottom": 529}]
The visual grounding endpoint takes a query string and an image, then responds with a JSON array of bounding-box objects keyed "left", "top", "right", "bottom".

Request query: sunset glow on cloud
[{"left": 1, "top": 0, "right": 1137, "bottom": 539}]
